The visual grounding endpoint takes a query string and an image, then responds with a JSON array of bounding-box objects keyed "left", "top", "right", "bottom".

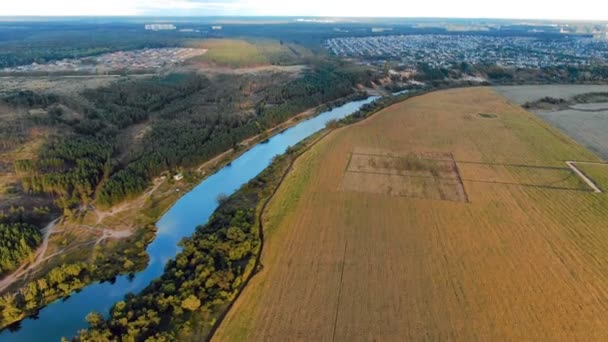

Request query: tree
[
  {"left": 181, "top": 295, "right": 201, "bottom": 312},
  {"left": 86, "top": 312, "right": 105, "bottom": 329}
]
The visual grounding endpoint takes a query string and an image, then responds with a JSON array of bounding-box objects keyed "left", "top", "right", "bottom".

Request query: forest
[
  {"left": 74, "top": 134, "right": 303, "bottom": 341},
  {"left": 7, "top": 60, "right": 374, "bottom": 212},
  {"left": 0, "top": 223, "right": 41, "bottom": 276}
]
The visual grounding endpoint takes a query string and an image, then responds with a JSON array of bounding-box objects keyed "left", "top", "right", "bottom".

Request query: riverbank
[
  {"left": 74, "top": 90, "right": 429, "bottom": 340},
  {"left": 74, "top": 120, "right": 341, "bottom": 341},
  {"left": 0, "top": 92, "right": 375, "bottom": 335}
]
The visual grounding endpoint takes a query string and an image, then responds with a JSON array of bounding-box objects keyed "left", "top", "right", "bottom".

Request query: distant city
[{"left": 326, "top": 34, "right": 608, "bottom": 69}]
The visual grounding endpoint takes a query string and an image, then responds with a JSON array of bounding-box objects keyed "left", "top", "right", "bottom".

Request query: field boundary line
[
  {"left": 351, "top": 152, "right": 570, "bottom": 171},
  {"left": 343, "top": 170, "right": 592, "bottom": 194},
  {"left": 344, "top": 169, "right": 460, "bottom": 181},
  {"left": 461, "top": 178, "right": 593, "bottom": 192},
  {"left": 331, "top": 240, "right": 348, "bottom": 342},
  {"left": 451, "top": 152, "right": 471, "bottom": 203},
  {"left": 344, "top": 152, "right": 354, "bottom": 173},
  {"left": 566, "top": 161, "right": 603, "bottom": 193}
]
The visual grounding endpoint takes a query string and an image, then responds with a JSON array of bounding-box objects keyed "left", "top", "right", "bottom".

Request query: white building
[{"left": 145, "top": 24, "right": 176, "bottom": 31}]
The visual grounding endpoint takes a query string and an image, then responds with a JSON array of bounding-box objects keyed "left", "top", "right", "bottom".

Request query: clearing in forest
[
  {"left": 186, "top": 39, "right": 309, "bottom": 68},
  {"left": 214, "top": 87, "right": 608, "bottom": 341}
]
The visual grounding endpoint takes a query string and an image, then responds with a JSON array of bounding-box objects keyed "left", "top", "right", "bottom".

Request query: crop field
[
  {"left": 575, "top": 163, "right": 608, "bottom": 192},
  {"left": 187, "top": 39, "right": 309, "bottom": 68},
  {"left": 214, "top": 87, "right": 608, "bottom": 341},
  {"left": 341, "top": 149, "right": 468, "bottom": 202}
]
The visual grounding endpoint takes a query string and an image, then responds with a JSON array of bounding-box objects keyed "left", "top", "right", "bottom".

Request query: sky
[{"left": 0, "top": 0, "right": 607, "bottom": 21}]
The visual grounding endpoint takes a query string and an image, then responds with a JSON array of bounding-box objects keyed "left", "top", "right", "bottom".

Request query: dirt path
[
  {"left": 77, "top": 225, "right": 134, "bottom": 246},
  {"left": 0, "top": 218, "right": 58, "bottom": 292},
  {"left": 0, "top": 220, "right": 134, "bottom": 293},
  {"left": 566, "top": 161, "right": 605, "bottom": 193},
  {"left": 94, "top": 177, "right": 165, "bottom": 225}
]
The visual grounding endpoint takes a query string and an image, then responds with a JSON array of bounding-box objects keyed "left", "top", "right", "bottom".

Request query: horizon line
[{"left": 0, "top": 15, "right": 606, "bottom": 23}]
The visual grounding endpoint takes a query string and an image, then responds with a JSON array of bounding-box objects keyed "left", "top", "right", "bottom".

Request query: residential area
[
  {"left": 326, "top": 34, "right": 608, "bottom": 68},
  {"left": 1, "top": 47, "right": 207, "bottom": 74}
]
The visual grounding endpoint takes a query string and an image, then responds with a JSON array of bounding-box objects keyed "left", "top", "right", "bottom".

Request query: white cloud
[{"left": 0, "top": 0, "right": 606, "bottom": 20}]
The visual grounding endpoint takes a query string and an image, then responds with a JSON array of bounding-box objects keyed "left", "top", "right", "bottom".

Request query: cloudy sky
[{"left": 0, "top": 0, "right": 606, "bottom": 21}]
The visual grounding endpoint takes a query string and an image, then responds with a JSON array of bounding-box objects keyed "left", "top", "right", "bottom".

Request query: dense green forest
[
  {"left": 98, "top": 62, "right": 373, "bottom": 207},
  {"left": 0, "top": 223, "right": 41, "bottom": 275},
  {"left": 15, "top": 136, "right": 115, "bottom": 214},
  {"left": 8, "top": 61, "right": 374, "bottom": 212}
]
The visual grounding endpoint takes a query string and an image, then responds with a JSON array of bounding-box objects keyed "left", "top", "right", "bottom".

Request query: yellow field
[
  {"left": 214, "top": 87, "right": 608, "bottom": 341},
  {"left": 187, "top": 39, "right": 308, "bottom": 68}
]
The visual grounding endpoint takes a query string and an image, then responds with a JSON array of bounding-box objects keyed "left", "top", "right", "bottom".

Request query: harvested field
[
  {"left": 535, "top": 109, "right": 608, "bottom": 159},
  {"left": 495, "top": 84, "right": 608, "bottom": 105},
  {"left": 214, "top": 87, "right": 608, "bottom": 341},
  {"left": 495, "top": 85, "right": 608, "bottom": 159}
]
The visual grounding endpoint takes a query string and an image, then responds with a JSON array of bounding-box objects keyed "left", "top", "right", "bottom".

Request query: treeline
[
  {"left": 0, "top": 26, "right": 181, "bottom": 69},
  {"left": 471, "top": 64, "right": 608, "bottom": 84},
  {"left": 409, "top": 62, "right": 608, "bottom": 85},
  {"left": 1, "top": 263, "right": 88, "bottom": 326},
  {"left": 2, "top": 90, "right": 59, "bottom": 108},
  {"left": 258, "top": 61, "right": 375, "bottom": 127},
  {"left": 0, "top": 223, "right": 41, "bottom": 275},
  {"left": 523, "top": 92, "right": 608, "bottom": 110},
  {"left": 75, "top": 142, "right": 305, "bottom": 341},
  {"left": 341, "top": 90, "right": 423, "bottom": 125}
]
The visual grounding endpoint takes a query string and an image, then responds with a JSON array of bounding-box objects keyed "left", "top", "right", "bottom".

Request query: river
[{"left": 0, "top": 96, "right": 379, "bottom": 341}]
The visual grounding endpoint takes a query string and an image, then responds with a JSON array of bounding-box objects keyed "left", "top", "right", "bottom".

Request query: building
[
  {"left": 173, "top": 173, "right": 184, "bottom": 181},
  {"left": 145, "top": 24, "right": 176, "bottom": 31},
  {"left": 372, "top": 27, "right": 393, "bottom": 33}
]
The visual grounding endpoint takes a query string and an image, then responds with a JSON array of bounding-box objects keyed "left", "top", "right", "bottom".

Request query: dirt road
[
  {"left": 566, "top": 161, "right": 604, "bottom": 193},
  {"left": 0, "top": 218, "right": 58, "bottom": 292}
]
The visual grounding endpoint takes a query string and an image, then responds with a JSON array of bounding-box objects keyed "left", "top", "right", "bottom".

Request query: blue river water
[{"left": 0, "top": 96, "right": 379, "bottom": 341}]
